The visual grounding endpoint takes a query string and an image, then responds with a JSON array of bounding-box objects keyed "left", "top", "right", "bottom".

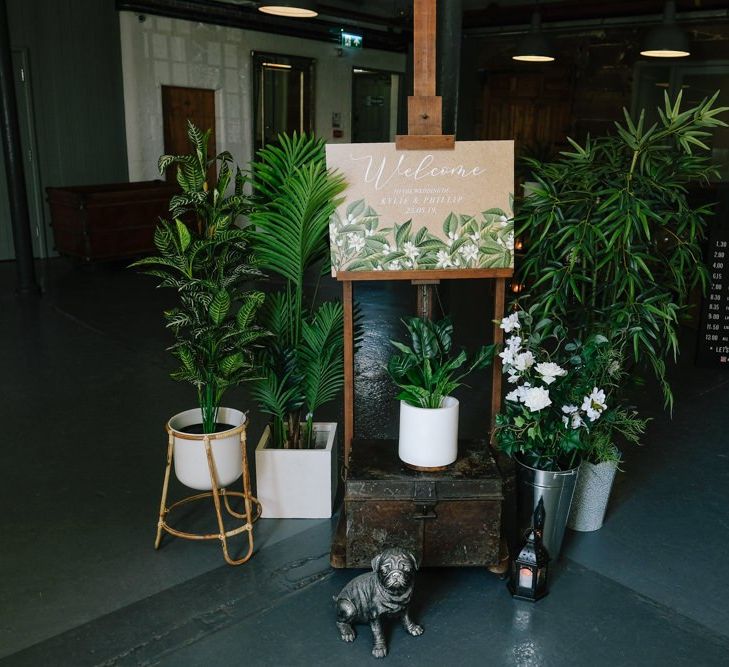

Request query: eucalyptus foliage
[
  {"left": 131, "top": 121, "right": 267, "bottom": 433},
  {"left": 247, "top": 133, "right": 347, "bottom": 449},
  {"left": 517, "top": 92, "right": 728, "bottom": 409},
  {"left": 387, "top": 317, "right": 494, "bottom": 409}
]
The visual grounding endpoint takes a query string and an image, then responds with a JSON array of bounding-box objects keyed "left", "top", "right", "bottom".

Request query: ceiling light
[
  {"left": 258, "top": 1, "right": 318, "bottom": 18},
  {"left": 640, "top": 1, "right": 690, "bottom": 58},
  {"left": 513, "top": 10, "right": 554, "bottom": 63}
]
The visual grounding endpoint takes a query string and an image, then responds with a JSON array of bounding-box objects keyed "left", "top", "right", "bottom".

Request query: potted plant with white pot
[
  {"left": 515, "top": 92, "right": 727, "bottom": 530},
  {"left": 493, "top": 309, "right": 640, "bottom": 557},
  {"left": 131, "top": 121, "right": 268, "bottom": 492},
  {"left": 387, "top": 316, "right": 494, "bottom": 470},
  {"left": 247, "top": 133, "right": 347, "bottom": 519}
]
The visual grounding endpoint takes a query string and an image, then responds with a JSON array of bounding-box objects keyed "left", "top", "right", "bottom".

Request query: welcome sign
[{"left": 326, "top": 141, "right": 514, "bottom": 275}]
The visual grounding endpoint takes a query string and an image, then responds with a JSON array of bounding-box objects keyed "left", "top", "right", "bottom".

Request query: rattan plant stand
[{"left": 155, "top": 421, "right": 262, "bottom": 566}]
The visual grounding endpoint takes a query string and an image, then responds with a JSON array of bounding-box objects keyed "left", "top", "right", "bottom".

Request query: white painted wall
[{"left": 119, "top": 12, "right": 405, "bottom": 181}]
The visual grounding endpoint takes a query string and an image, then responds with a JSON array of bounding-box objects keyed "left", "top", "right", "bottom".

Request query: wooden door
[{"left": 161, "top": 86, "right": 216, "bottom": 185}]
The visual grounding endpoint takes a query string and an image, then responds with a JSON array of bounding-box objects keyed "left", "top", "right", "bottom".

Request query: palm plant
[
  {"left": 517, "top": 91, "right": 728, "bottom": 409},
  {"left": 131, "top": 121, "right": 268, "bottom": 433},
  {"left": 247, "top": 133, "right": 347, "bottom": 449},
  {"left": 388, "top": 316, "right": 494, "bottom": 409}
]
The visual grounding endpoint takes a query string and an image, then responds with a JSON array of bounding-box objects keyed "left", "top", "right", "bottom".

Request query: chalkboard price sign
[{"left": 697, "top": 185, "right": 729, "bottom": 367}]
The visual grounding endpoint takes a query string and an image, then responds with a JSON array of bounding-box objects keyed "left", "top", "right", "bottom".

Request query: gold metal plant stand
[{"left": 155, "top": 421, "right": 262, "bottom": 566}]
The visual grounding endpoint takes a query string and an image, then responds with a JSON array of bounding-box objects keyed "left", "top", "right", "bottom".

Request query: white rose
[
  {"left": 513, "top": 351, "right": 535, "bottom": 372},
  {"left": 522, "top": 386, "right": 552, "bottom": 412}
]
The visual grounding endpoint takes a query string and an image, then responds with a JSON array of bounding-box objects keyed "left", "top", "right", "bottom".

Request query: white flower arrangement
[{"left": 494, "top": 309, "right": 620, "bottom": 471}]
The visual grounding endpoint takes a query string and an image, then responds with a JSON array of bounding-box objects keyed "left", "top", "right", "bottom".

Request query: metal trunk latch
[{"left": 412, "top": 480, "right": 437, "bottom": 520}]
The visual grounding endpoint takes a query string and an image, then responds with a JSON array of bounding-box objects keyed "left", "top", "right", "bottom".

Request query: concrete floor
[{"left": 1, "top": 259, "right": 728, "bottom": 666}]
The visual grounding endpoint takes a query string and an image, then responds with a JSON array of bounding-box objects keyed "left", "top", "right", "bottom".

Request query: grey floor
[{"left": 1, "top": 259, "right": 729, "bottom": 666}]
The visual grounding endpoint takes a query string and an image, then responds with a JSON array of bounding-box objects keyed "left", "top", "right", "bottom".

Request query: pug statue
[{"left": 335, "top": 547, "right": 423, "bottom": 659}]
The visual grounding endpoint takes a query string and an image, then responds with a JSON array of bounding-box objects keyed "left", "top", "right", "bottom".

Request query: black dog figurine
[{"left": 335, "top": 547, "right": 423, "bottom": 658}]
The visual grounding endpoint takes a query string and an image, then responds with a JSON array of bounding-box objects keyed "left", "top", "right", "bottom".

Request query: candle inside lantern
[{"left": 519, "top": 566, "right": 533, "bottom": 588}]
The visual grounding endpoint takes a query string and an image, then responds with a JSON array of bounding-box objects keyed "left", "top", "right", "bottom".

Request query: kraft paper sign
[{"left": 326, "top": 140, "right": 514, "bottom": 275}]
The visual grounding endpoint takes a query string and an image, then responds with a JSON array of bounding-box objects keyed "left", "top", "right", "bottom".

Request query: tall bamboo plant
[
  {"left": 131, "top": 121, "right": 268, "bottom": 433},
  {"left": 248, "top": 133, "right": 347, "bottom": 449},
  {"left": 517, "top": 91, "right": 728, "bottom": 409}
]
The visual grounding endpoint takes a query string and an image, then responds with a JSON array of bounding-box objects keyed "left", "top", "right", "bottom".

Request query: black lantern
[{"left": 508, "top": 498, "right": 550, "bottom": 602}]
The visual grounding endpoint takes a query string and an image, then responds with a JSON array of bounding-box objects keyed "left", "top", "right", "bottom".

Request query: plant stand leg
[
  {"left": 220, "top": 430, "right": 258, "bottom": 563},
  {"left": 155, "top": 432, "right": 174, "bottom": 550},
  {"left": 204, "top": 434, "right": 257, "bottom": 566}
]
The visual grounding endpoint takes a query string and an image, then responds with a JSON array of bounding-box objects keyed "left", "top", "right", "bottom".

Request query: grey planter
[
  {"left": 516, "top": 458, "right": 579, "bottom": 559},
  {"left": 568, "top": 457, "right": 619, "bottom": 532}
]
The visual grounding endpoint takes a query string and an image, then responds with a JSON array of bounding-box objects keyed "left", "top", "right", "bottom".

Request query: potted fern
[
  {"left": 132, "top": 121, "right": 267, "bottom": 491},
  {"left": 387, "top": 316, "right": 494, "bottom": 470},
  {"left": 248, "top": 133, "right": 347, "bottom": 518},
  {"left": 516, "top": 91, "right": 727, "bottom": 529}
]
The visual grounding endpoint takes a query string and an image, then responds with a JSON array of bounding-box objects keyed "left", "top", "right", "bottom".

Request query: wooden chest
[
  {"left": 333, "top": 439, "right": 509, "bottom": 568},
  {"left": 46, "top": 180, "right": 178, "bottom": 262}
]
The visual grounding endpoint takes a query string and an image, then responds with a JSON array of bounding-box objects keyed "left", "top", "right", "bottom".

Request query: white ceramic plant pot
[
  {"left": 255, "top": 422, "right": 337, "bottom": 519},
  {"left": 568, "top": 456, "right": 620, "bottom": 532},
  {"left": 168, "top": 407, "right": 246, "bottom": 491},
  {"left": 398, "top": 397, "right": 459, "bottom": 470}
]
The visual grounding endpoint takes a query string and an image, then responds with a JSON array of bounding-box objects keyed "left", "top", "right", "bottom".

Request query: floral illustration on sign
[{"left": 329, "top": 199, "right": 514, "bottom": 272}]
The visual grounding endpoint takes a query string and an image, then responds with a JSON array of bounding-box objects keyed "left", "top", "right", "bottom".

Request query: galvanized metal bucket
[
  {"left": 568, "top": 458, "right": 619, "bottom": 532},
  {"left": 516, "top": 458, "right": 579, "bottom": 559}
]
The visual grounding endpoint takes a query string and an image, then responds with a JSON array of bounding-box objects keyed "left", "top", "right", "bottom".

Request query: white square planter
[{"left": 255, "top": 422, "right": 337, "bottom": 519}]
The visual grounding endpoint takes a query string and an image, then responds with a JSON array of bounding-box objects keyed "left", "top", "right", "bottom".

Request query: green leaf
[
  {"left": 395, "top": 220, "right": 412, "bottom": 247},
  {"left": 443, "top": 212, "right": 459, "bottom": 237},
  {"left": 209, "top": 290, "right": 231, "bottom": 325},
  {"left": 220, "top": 352, "right": 245, "bottom": 376},
  {"left": 176, "top": 219, "right": 191, "bottom": 251}
]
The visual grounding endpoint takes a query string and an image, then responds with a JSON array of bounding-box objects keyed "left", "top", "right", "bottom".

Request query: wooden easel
[{"left": 337, "top": 0, "right": 512, "bottom": 471}]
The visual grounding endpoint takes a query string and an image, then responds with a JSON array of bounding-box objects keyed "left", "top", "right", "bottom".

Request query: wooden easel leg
[
  {"left": 155, "top": 432, "right": 174, "bottom": 549},
  {"left": 488, "top": 277, "right": 511, "bottom": 575},
  {"left": 490, "top": 277, "right": 506, "bottom": 439},
  {"left": 415, "top": 283, "right": 435, "bottom": 320}
]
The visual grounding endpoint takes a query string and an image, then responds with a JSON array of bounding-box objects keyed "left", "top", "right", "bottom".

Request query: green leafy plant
[
  {"left": 494, "top": 309, "right": 648, "bottom": 470},
  {"left": 387, "top": 316, "right": 494, "bottom": 409},
  {"left": 131, "top": 121, "right": 268, "bottom": 433},
  {"left": 247, "top": 133, "right": 347, "bottom": 449},
  {"left": 517, "top": 91, "right": 728, "bottom": 409}
]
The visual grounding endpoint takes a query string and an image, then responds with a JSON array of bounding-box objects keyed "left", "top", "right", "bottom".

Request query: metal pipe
[
  {"left": 0, "top": 0, "right": 38, "bottom": 295},
  {"left": 465, "top": 8, "right": 729, "bottom": 38}
]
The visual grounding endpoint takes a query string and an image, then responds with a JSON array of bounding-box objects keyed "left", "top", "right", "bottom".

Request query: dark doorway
[
  {"left": 252, "top": 52, "right": 314, "bottom": 152},
  {"left": 352, "top": 68, "right": 401, "bottom": 143}
]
